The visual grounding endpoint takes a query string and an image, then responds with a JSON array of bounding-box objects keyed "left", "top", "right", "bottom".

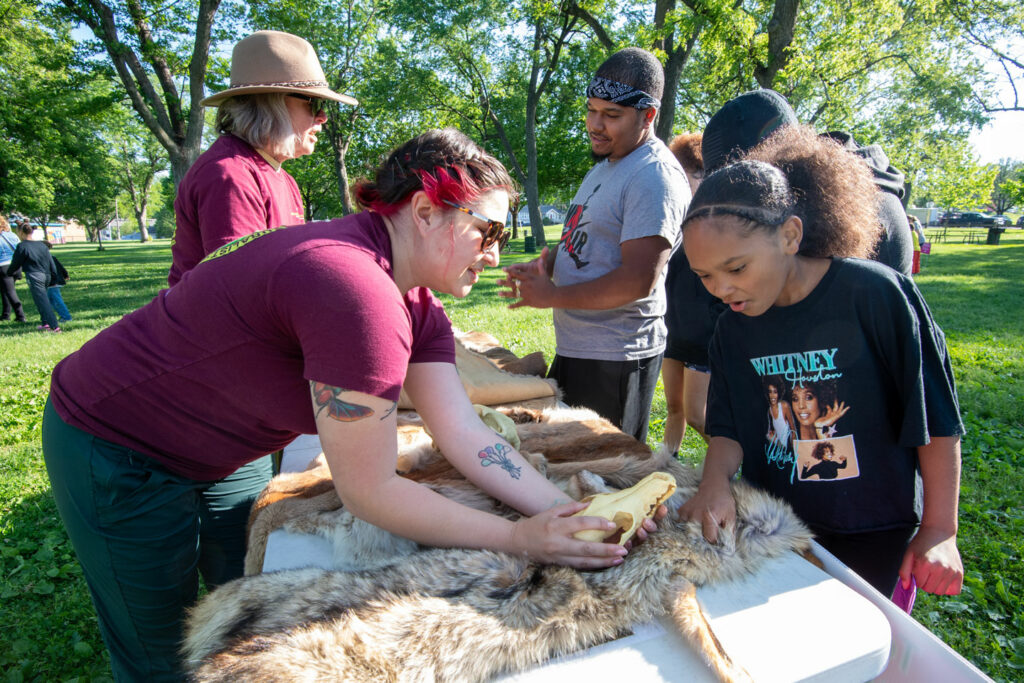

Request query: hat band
[
  {"left": 586, "top": 76, "right": 660, "bottom": 110},
  {"left": 226, "top": 80, "right": 330, "bottom": 90}
]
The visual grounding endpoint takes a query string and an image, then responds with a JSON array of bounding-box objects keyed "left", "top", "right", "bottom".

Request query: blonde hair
[
  {"left": 215, "top": 93, "right": 299, "bottom": 160},
  {"left": 0, "top": 215, "right": 9, "bottom": 232}
]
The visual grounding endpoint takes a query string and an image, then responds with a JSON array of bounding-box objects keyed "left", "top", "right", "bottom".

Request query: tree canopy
[{"left": 2, "top": 0, "right": 1022, "bottom": 233}]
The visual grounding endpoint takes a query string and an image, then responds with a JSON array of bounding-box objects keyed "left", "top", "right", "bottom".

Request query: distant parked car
[
  {"left": 1016, "top": 216, "right": 1024, "bottom": 228},
  {"left": 939, "top": 212, "right": 1007, "bottom": 227}
]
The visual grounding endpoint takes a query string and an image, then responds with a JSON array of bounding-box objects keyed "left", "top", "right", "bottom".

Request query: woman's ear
[
  {"left": 779, "top": 215, "right": 803, "bottom": 254},
  {"left": 408, "top": 191, "right": 439, "bottom": 237}
]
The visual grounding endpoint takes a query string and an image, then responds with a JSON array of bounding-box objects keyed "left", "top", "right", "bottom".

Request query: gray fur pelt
[{"left": 184, "top": 453, "right": 812, "bottom": 682}]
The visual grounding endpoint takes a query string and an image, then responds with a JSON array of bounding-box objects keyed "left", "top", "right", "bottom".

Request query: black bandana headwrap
[{"left": 586, "top": 76, "right": 660, "bottom": 110}]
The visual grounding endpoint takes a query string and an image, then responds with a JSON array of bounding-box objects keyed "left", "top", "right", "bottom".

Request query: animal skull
[{"left": 572, "top": 471, "right": 677, "bottom": 544}]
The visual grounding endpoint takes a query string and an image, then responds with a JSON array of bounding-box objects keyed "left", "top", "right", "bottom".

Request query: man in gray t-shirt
[{"left": 500, "top": 48, "right": 689, "bottom": 441}]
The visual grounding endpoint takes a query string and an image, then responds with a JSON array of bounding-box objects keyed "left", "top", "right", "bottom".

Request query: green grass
[{"left": 2, "top": 232, "right": 1023, "bottom": 680}]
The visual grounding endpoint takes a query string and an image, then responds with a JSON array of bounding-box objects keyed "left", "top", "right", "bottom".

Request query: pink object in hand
[{"left": 891, "top": 575, "right": 917, "bottom": 614}]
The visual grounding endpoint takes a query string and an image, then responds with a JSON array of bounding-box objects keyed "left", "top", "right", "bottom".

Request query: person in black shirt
[
  {"left": 677, "top": 125, "right": 964, "bottom": 598},
  {"left": 6, "top": 221, "right": 60, "bottom": 331}
]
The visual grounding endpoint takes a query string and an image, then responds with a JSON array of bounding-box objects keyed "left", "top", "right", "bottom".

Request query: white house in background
[{"left": 516, "top": 205, "right": 566, "bottom": 225}]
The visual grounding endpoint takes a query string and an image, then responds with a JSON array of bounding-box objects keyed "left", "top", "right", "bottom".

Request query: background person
[
  {"left": 167, "top": 30, "right": 359, "bottom": 589},
  {"left": 661, "top": 132, "right": 715, "bottom": 450},
  {"left": 822, "top": 131, "right": 914, "bottom": 276},
  {"left": 44, "top": 241, "right": 72, "bottom": 323},
  {"left": 0, "top": 216, "right": 26, "bottom": 323},
  {"left": 168, "top": 30, "right": 358, "bottom": 286},
  {"left": 909, "top": 214, "right": 927, "bottom": 274},
  {"left": 43, "top": 129, "right": 638, "bottom": 681},
  {"left": 677, "top": 126, "right": 964, "bottom": 598},
  {"left": 500, "top": 48, "right": 689, "bottom": 442},
  {"left": 663, "top": 90, "right": 801, "bottom": 451},
  {"left": 5, "top": 220, "right": 60, "bottom": 332}
]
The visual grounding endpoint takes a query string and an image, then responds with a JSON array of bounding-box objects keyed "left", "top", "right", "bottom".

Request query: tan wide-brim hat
[{"left": 200, "top": 30, "right": 358, "bottom": 107}]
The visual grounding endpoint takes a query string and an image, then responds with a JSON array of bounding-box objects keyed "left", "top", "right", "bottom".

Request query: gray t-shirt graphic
[{"left": 552, "top": 137, "right": 689, "bottom": 360}]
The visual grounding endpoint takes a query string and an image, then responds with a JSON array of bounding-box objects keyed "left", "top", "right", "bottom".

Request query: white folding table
[{"left": 260, "top": 434, "right": 990, "bottom": 682}]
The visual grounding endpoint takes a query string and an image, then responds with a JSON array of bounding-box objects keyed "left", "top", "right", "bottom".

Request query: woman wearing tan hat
[
  {"left": 168, "top": 30, "right": 358, "bottom": 287},
  {"left": 159, "top": 32, "right": 357, "bottom": 639}
]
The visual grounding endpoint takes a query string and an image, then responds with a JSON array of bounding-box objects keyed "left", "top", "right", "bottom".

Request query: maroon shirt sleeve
[{"left": 270, "top": 245, "right": 453, "bottom": 402}]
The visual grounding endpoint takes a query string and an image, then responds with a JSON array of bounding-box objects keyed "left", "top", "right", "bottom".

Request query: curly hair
[
  {"left": 353, "top": 129, "right": 517, "bottom": 216},
  {"left": 684, "top": 125, "right": 881, "bottom": 260},
  {"left": 669, "top": 133, "right": 703, "bottom": 177},
  {"left": 810, "top": 441, "right": 836, "bottom": 461}
]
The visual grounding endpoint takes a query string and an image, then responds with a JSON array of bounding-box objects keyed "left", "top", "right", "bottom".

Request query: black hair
[
  {"left": 595, "top": 48, "right": 664, "bottom": 103},
  {"left": 702, "top": 89, "right": 798, "bottom": 173},
  {"left": 684, "top": 125, "right": 881, "bottom": 260},
  {"left": 790, "top": 378, "right": 838, "bottom": 409},
  {"left": 763, "top": 374, "right": 789, "bottom": 400}
]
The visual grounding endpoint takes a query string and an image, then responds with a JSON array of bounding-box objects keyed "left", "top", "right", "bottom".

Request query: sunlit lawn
[{"left": 1, "top": 230, "right": 1022, "bottom": 680}]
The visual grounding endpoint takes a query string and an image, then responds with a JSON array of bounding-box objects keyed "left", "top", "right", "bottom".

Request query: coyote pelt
[
  {"left": 186, "top": 469, "right": 809, "bottom": 682},
  {"left": 243, "top": 406, "right": 665, "bottom": 575},
  {"left": 200, "top": 405, "right": 813, "bottom": 681}
]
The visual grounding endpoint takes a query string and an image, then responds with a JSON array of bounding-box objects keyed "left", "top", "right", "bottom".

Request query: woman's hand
[
  {"left": 508, "top": 501, "right": 629, "bottom": 569},
  {"left": 677, "top": 481, "right": 736, "bottom": 544},
  {"left": 898, "top": 526, "right": 963, "bottom": 595},
  {"left": 814, "top": 400, "right": 850, "bottom": 436}
]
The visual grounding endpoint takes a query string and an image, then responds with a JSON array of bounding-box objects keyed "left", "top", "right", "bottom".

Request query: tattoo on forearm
[
  {"left": 380, "top": 401, "right": 397, "bottom": 420},
  {"left": 478, "top": 443, "right": 522, "bottom": 480},
  {"left": 310, "top": 382, "right": 374, "bottom": 422}
]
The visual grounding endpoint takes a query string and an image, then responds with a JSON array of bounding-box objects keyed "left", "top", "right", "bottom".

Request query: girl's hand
[
  {"left": 898, "top": 526, "right": 963, "bottom": 595},
  {"left": 624, "top": 504, "right": 668, "bottom": 549},
  {"left": 509, "top": 500, "right": 628, "bottom": 569},
  {"left": 814, "top": 401, "right": 850, "bottom": 434},
  {"left": 677, "top": 482, "right": 736, "bottom": 544}
]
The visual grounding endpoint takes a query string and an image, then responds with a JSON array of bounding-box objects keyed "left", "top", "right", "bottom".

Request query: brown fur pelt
[{"left": 189, "top": 406, "right": 813, "bottom": 682}]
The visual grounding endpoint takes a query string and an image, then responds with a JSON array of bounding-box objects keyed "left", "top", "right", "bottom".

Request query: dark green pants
[{"left": 42, "top": 399, "right": 272, "bottom": 681}]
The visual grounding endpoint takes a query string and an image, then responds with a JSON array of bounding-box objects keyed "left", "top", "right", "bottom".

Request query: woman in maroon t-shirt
[
  {"left": 43, "top": 128, "right": 643, "bottom": 681},
  {"left": 169, "top": 31, "right": 359, "bottom": 287}
]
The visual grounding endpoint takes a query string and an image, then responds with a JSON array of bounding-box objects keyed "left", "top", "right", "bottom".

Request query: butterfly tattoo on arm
[{"left": 311, "top": 382, "right": 375, "bottom": 422}]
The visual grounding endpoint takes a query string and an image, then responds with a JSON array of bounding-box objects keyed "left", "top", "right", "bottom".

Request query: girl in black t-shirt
[{"left": 676, "top": 125, "right": 964, "bottom": 599}]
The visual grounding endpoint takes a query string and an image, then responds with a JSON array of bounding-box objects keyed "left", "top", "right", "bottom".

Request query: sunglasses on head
[
  {"left": 443, "top": 200, "right": 510, "bottom": 252},
  {"left": 287, "top": 93, "right": 326, "bottom": 117}
]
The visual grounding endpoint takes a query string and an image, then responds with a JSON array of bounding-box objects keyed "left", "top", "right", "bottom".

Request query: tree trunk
[
  {"left": 525, "top": 76, "right": 545, "bottom": 246},
  {"left": 62, "top": 0, "right": 218, "bottom": 188},
  {"left": 653, "top": 0, "right": 702, "bottom": 142},
  {"left": 325, "top": 107, "right": 358, "bottom": 215},
  {"left": 754, "top": 0, "right": 800, "bottom": 88},
  {"left": 335, "top": 141, "right": 353, "bottom": 216},
  {"left": 170, "top": 143, "right": 201, "bottom": 190},
  {"left": 135, "top": 204, "right": 150, "bottom": 242}
]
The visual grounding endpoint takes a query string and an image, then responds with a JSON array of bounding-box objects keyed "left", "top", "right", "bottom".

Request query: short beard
[{"left": 590, "top": 150, "right": 610, "bottom": 163}]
